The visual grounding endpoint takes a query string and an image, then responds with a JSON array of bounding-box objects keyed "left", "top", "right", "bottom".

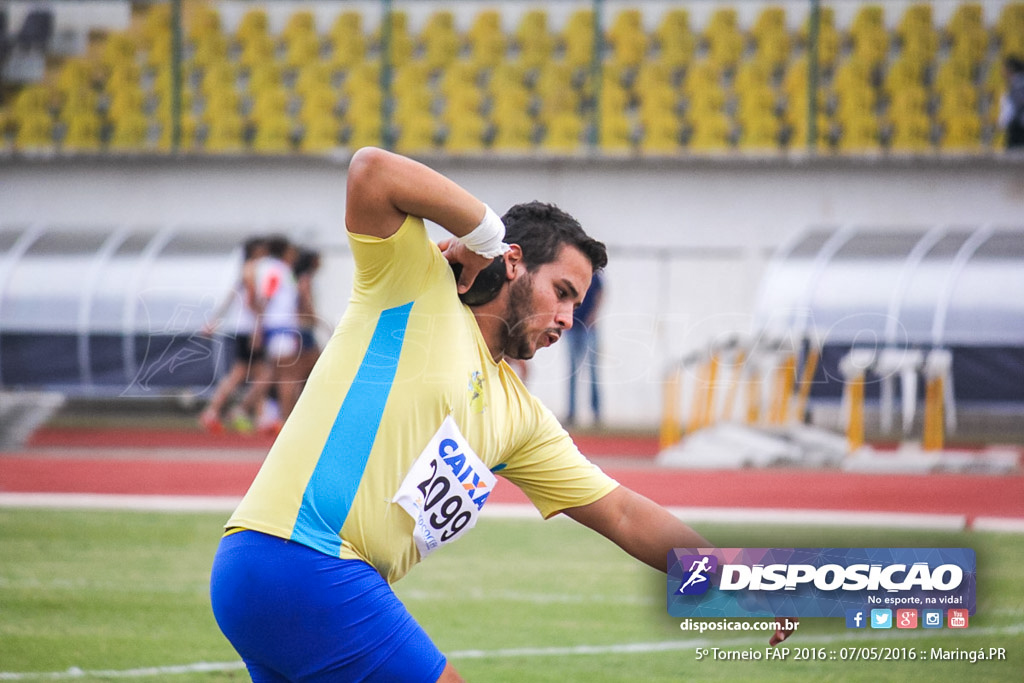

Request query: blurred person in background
[
  {"left": 1000, "top": 55, "right": 1024, "bottom": 149},
  {"left": 233, "top": 235, "right": 303, "bottom": 434},
  {"left": 199, "top": 235, "right": 267, "bottom": 433},
  {"left": 565, "top": 270, "right": 604, "bottom": 428},
  {"left": 293, "top": 247, "right": 324, "bottom": 383}
]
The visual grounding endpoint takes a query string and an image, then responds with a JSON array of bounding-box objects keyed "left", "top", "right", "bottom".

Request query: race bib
[{"left": 392, "top": 416, "right": 497, "bottom": 558}]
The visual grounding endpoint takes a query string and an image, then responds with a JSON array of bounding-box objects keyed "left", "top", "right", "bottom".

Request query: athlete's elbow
[{"left": 348, "top": 147, "right": 390, "bottom": 188}]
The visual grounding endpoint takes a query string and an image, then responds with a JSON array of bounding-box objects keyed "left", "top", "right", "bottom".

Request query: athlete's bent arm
[
  {"left": 345, "top": 146, "right": 492, "bottom": 291},
  {"left": 563, "top": 486, "right": 797, "bottom": 646}
]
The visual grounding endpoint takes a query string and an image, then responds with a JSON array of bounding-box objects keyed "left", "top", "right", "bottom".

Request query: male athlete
[{"left": 210, "top": 147, "right": 793, "bottom": 682}]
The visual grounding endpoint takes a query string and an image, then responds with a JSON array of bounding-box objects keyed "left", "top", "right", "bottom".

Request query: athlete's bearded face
[{"left": 501, "top": 245, "right": 593, "bottom": 361}]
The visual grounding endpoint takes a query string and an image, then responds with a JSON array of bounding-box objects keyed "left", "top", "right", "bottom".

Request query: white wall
[{"left": 1, "top": 154, "right": 1022, "bottom": 426}]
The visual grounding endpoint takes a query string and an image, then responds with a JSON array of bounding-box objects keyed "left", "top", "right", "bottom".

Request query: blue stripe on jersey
[{"left": 289, "top": 301, "right": 414, "bottom": 555}]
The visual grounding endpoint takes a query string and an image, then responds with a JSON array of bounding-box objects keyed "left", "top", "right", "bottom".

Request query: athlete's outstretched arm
[
  {"left": 345, "top": 147, "right": 493, "bottom": 292},
  {"left": 562, "top": 486, "right": 796, "bottom": 646},
  {"left": 562, "top": 486, "right": 710, "bottom": 572}
]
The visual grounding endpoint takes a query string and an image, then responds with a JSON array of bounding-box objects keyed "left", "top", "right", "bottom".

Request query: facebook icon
[{"left": 846, "top": 609, "right": 867, "bottom": 629}]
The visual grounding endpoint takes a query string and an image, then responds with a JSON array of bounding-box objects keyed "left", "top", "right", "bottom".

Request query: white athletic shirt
[{"left": 255, "top": 256, "right": 299, "bottom": 331}]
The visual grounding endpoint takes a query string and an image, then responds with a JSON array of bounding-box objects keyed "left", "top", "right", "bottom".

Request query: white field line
[
  {"left": 1, "top": 624, "right": 1022, "bottom": 680},
  {"left": 2, "top": 494, "right": 1022, "bottom": 533}
]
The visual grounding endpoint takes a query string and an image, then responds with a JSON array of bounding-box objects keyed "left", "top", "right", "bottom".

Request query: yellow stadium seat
[
  {"left": 342, "top": 62, "right": 381, "bottom": 100},
  {"left": 389, "top": 109, "right": 434, "bottom": 153},
  {"left": 421, "top": 10, "right": 460, "bottom": 71},
  {"left": 145, "top": 32, "right": 173, "bottom": 70},
  {"left": 832, "top": 57, "right": 875, "bottom": 93},
  {"left": 736, "top": 84, "right": 778, "bottom": 122},
  {"left": 887, "top": 110, "right": 933, "bottom": 152},
  {"left": 298, "top": 87, "right": 339, "bottom": 125},
  {"left": 376, "top": 10, "right": 415, "bottom": 67},
  {"left": 446, "top": 84, "right": 484, "bottom": 118},
  {"left": 561, "top": 9, "right": 595, "bottom": 70},
  {"left": 249, "top": 87, "right": 291, "bottom": 128},
  {"left": 638, "top": 85, "right": 678, "bottom": 125},
  {"left": 654, "top": 8, "right": 695, "bottom": 71},
  {"left": 599, "top": 80, "right": 631, "bottom": 119},
  {"left": 444, "top": 111, "right": 487, "bottom": 153},
  {"left": 598, "top": 110, "right": 634, "bottom": 152},
  {"left": 735, "top": 59, "right": 772, "bottom": 93},
  {"left": 995, "top": 3, "right": 1024, "bottom": 49},
  {"left": 58, "top": 87, "right": 99, "bottom": 120},
  {"left": 108, "top": 111, "right": 151, "bottom": 151},
  {"left": 640, "top": 110, "right": 681, "bottom": 153},
  {"left": 883, "top": 56, "right": 927, "bottom": 98},
  {"left": 687, "top": 82, "right": 727, "bottom": 118},
  {"left": 488, "top": 63, "right": 527, "bottom": 96},
  {"left": 61, "top": 111, "right": 103, "bottom": 152},
  {"left": 606, "top": 8, "right": 647, "bottom": 69},
  {"left": 490, "top": 87, "right": 532, "bottom": 123},
  {"left": 833, "top": 82, "right": 877, "bottom": 121},
  {"left": 282, "top": 11, "right": 317, "bottom": 46},
  {"left": 888, "top": 85, "right": 930, "bottom": 119},
  {"left": 936, "top": 83, "right": 979, "bottom": 124},
  {"left": 139, "top": 2, "right": 171, "bottom": 52},
  {"left": 541, "top": 111, "right": 583, "bottom": 152},
  {"left": 327, "top": 12, "right": 367, "bottom": 70},
  {"left": 105, "top": 60, "right": 142, "bottom": 96},
  {"left": 467, "top": 9, "right": 506, "bottom": 69},
  {"left": 848, "top": 5, "right": 889, "bottom": 68},
  {"left": 235, "top": 9, "right": 270, "bottom": 45},
  {"left": 490, "top": 107, "right": 534, "bottom": 152},
  {"left": 346, "top": 112, "right": 383, "bottom": 149},
  {"left": 203, "top": 111, "right": 247, "bottom": 153},
  {"left": 751, "top": 6, "right": 790, "bottom": 72},
  {"left": 187, "top": 5, "right": 222, "bottom": 43},
  {"left": 106, "top": 85, "right": 147, "bottom": 124},
  {"left": 299, "top": 112, "right": 341, "bottom": 153},
  {"left": 939, "top": 111, "right": 982, "bottom": 151},
  {"left": 252, "top": 112, "right": 294, "bottom": 154},
  {"left": 737, "top": 112, "right": 782, "bottom": 152},
  {"left": 703, "top": 8, "right": 745, "bottom": 71},
  {"left": 836, "top": 112, "right": 881, "bottom": 153},
  {"left": 99, "top": 32, "right": 138, "bottom": 77},
  {"left": 515, "top": 9, "right": 554, "bottom": 71},
  {"left": 294, "top": 63, "right": 334, "bottom": 98},
  {"left": 190, "top": 33, "right": 230, "bottom": 70},
  {"left": 687, "top": 110, "right": 732, "bottom": 151}
]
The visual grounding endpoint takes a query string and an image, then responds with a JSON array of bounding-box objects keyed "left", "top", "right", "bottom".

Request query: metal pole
[
  {"left": 806, "top": 0, "right": 821, "bottom": 152},
  {"left": 380, "top": 0, "right": 394, "bottom": 150},
  {"left": 170, "top": 0, "right": 183, "bottom": 152},
  {"left": 590, "top": 0, "right": 605, "bottom": 149}
]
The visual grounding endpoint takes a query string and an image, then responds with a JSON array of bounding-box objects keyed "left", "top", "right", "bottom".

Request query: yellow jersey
[{"left": 226, "top": 216, "right": 618, "bottom": 583}]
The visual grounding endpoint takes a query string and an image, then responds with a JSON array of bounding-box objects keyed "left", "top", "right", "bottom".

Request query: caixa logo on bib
[{"left": 667, "top": 548, "right": 976, "bottom": 619}]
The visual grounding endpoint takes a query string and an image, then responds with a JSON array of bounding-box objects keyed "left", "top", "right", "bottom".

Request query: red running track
[{"left": 2, "top": 428, "right": 1022, "bottom": 521}]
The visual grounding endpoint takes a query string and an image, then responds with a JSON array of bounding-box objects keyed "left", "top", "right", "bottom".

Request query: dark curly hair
[{"left": 501, "top": 201, "right": 607, "bottom": 272}]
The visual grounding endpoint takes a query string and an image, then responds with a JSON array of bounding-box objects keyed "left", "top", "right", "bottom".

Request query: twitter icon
[{"left": 871, "top": 609, "right": 892, "bottom": 629}]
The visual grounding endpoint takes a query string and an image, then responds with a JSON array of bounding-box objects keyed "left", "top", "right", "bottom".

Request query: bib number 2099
[
  {"left": 416, "top": 458, "right": 473, "bottom": 542},
  {"left": 393, "top": 416, "right": 497, "bottom": 558}
]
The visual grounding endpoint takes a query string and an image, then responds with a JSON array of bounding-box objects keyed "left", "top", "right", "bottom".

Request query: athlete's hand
[
  {"left": 439, "top": 239, "right": 494, "bottom": 295},
  {"left": 769, "top": 618, "right": 798, "bottom": 646}
]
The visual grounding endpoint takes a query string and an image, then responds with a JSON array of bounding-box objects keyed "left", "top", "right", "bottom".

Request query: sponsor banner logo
[{"left": 667, "top": 548, "right": 975, "bottom": 618}]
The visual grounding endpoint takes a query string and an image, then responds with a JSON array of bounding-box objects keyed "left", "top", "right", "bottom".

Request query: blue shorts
[{"left": 210, "top": 530, "right": 447, "bottom": 682}]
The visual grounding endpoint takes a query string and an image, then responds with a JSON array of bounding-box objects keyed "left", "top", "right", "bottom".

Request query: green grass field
[{"left": 0, "top": 507, "right": 1021, "bottom": 682}]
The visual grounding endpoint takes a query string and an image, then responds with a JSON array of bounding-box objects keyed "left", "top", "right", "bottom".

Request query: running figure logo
[{"left": 677, "top": 554, "right": 718, "bottom": 595}]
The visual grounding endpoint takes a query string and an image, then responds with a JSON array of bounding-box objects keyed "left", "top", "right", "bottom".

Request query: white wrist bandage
[{"left": 459, "top": 205, "right": 511, "bottom": 259}]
